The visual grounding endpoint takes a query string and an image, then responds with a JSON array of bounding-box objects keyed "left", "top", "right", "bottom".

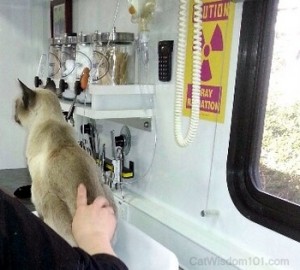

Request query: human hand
[{"left": 72, "top": 183, "right": 116, "bottom": 256}]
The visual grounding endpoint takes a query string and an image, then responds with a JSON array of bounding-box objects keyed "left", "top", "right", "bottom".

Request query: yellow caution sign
[{"left": 183, "top": 0, "right": 236, "bottom": 123}]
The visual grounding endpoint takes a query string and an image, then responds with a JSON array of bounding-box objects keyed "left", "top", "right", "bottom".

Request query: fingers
[
  {"left": 93, "top": 197, "right": 115, "bottom": 216},
  {"left": 107, "top": 206, "right": 115, "bottom": 215},
  {"left": 94, "top": 196, "right": 110, "bottom": 208},
  {"left": 76, "top": 183, "right": 114, "bottom": 214},
  {"left": 76, "top": 183, "right": 87, "bottom": 208}
]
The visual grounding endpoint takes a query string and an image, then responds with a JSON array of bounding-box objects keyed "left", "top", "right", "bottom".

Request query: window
[
  {"left": 260, "top": 0, "right": 300, "bottom": 205},
  {"left": 227, "top": 0, "right": 300, "bottom": 241}
]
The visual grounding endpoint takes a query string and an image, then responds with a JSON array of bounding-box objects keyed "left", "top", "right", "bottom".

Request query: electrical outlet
[{"left": 118, "top": 200, "right": 128, "bottom": 220}]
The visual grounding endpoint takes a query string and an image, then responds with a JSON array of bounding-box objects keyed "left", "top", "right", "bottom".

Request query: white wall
[
  {"left": 2, "top": 0, "right": 300, "bottom": 269},
  {"left": 85, "top": 1, "right": 300, "bottom": 270},
  {"left": 0, "top": 0, "right": 48, "bottom": 169}
]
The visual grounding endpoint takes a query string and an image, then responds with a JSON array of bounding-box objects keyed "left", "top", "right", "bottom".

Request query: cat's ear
[
  {"left": 18, "top": 79, "right": 36, "bottom": 109},
  {"left": 44, "top": 79, "right": 56, "bottom": 94}
]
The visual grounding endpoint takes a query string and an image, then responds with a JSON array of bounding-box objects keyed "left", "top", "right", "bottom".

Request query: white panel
[{"left": 72, "top": 0, "right": 137, "bottom": 33}]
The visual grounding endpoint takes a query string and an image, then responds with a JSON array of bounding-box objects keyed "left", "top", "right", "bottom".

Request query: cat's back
[{"left": 28, "top": 119, "right": 77, "bottom": 152}]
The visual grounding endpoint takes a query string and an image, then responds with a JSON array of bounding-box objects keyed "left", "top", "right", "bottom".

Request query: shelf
[
  {"left": 89, "top": 84, "right": 154, "bottom": 95},
  {"left": 60, "top": 99, "right": 153, "bottom": 119},
  {"left": 59, "top": 84, "right": 154, "bottom": 131}
]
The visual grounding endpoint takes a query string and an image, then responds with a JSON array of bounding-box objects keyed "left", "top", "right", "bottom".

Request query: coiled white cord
[{"left": 174, "top": 0, "right": 203, "bottom": 147}]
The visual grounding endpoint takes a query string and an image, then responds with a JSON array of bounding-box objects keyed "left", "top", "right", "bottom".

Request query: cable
[
  {"left": 174, "top": 0, "right": 203, "bottom": 147},
  {"left": 201, "top": 11, "right": 232, "bottom": 216},
  {"left": 111, "top": 0, "right": 121, "bottom": 31}
]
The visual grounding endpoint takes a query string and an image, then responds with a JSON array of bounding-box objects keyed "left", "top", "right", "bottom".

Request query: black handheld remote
[{"left": 158, "top": 40, "right": 174, "bottom": 82}]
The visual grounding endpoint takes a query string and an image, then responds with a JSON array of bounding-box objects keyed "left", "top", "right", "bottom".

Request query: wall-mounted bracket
[{"left": 108, "top": 117, "right": 152, "bottom": 132}]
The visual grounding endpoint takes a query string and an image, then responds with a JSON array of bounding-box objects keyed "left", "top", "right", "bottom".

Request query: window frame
[{"left": 227, "top": 0, "right": 300, "bottom": 241}]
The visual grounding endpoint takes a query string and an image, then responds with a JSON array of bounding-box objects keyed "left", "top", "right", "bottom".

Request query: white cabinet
[{"left": 60, "top": 84, "right": 154, "bottom": 131}]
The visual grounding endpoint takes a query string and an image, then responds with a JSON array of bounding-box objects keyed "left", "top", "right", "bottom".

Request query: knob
[
  {"left": 59, "top": 79, "right": 68, "bottom": 94},
  {"left": 34, "top": 76, "right": 42, "bottom": 88}
]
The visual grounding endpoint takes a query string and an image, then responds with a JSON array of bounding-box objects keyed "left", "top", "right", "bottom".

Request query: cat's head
[{"left": 15, "top": 80, "right": 63, "bottom": 128}]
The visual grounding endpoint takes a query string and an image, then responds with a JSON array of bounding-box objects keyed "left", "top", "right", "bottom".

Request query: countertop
[{"left": 0, "top": 168, "right": 34, "bottom": 211}]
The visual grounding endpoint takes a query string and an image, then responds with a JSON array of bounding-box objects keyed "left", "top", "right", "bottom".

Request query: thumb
[{"left": 76, "top": 183, "right": 87, "bottom": 208}]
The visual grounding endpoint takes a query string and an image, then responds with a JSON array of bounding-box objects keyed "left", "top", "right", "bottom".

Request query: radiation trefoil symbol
[{"left": 201, "top": 24, "right": 224, "bottom": 82}]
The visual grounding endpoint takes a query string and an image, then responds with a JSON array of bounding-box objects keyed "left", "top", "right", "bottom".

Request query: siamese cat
[{"left": 14, "top": 80, "right": 116, "bottom": 246}]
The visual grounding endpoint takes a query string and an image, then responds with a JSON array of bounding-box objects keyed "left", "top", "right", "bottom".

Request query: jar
[
  {"left": 61, "top": 33, "right": 77, "bottom": 79},
  {"left": 92, "top": 28, "right": 135, "bottom": 85},
  {"left": 76, "top": 32, "right": 93, "bottom": 80},
  {"left": 48, "top": 37, "right": 62, "bottom": 80}
]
